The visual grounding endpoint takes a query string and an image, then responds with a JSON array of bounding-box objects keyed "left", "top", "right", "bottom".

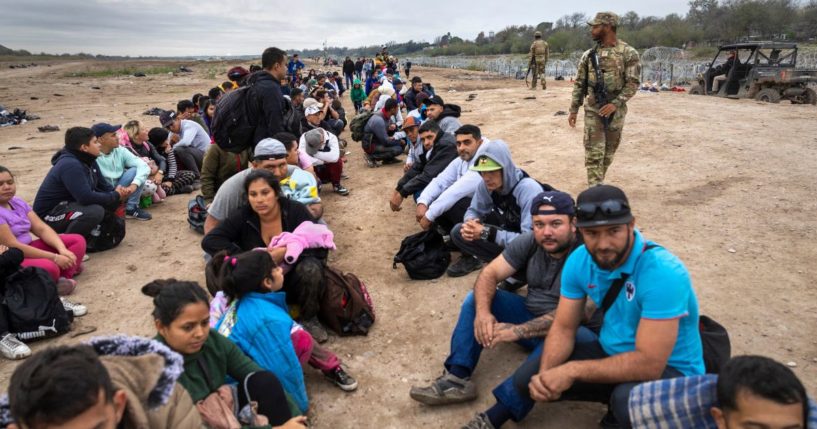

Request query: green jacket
[{"left": 201, "top": 145, "right": 251, "bottom": 204}]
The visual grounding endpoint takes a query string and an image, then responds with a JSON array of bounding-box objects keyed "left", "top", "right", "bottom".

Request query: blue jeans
[
  {"left": 507, "top": 333, "right": 683, "bottom": 426},
  {"left": 444, "top": 290, "right": 597, "bottom": 422},
  {"left": 116, "top": 167, "right": 146, "bottom": 211}
]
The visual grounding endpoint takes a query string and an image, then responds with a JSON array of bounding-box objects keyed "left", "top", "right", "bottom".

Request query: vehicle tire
[
  {"left": 689, "top": 85, "right": 704, "bottom": 95},
  {"left": 755, "top": 88, "right": 781, "bottom": 103},
  {"left": 805, "top": 88, "right": 817, "bottom": 106}
]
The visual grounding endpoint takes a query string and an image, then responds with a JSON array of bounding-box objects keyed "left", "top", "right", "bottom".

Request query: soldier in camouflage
[
  {"left": 529, "top": 31, "right": 549, "bottom": 90},
  {"left": 568, "top": 12, "right": 641, "bottom": 185}
]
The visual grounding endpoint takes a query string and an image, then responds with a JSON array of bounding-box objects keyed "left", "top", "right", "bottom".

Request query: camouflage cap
[
  {"left": 587, "top": 11, "right": 619, "bottom": 27},
  {"left": 534, "top": 31, "right": 542, "bottom": 37}
]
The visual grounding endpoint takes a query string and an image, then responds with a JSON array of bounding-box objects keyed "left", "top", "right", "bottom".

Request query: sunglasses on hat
[{"left": 576, "top": 199, "right": 630, "bottom": 221}]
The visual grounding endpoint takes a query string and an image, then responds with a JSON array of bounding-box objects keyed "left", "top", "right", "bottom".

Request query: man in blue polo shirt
[{"left": 469, "top": 184, "right": 704, "bottom": 429}]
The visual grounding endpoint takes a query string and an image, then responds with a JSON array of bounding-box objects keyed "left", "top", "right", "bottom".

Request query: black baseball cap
[
  {"left": 427, "top": 95, "right": 445, "bottom": 106},
  {"left": 575, "top": 185, "right": 633, "bottom": 228},
  {"left": 530, "top": 191, "right": 575, "bottom": 216},
  {"left": 159, "top": 111, "right": 177, "bottom": 128},
  {"left": 90, "top": 123, "right": 121, "bottom": 137}
]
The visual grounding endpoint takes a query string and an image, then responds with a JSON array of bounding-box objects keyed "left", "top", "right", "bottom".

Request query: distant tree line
[{"left": 294, "top": 0, "right": 817, "bottom": 59}]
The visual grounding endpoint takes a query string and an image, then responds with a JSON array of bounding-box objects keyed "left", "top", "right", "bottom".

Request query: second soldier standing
[
  {"left": 568, "top": 12, "right": 641, "bottom": 185},
  {"left": 529, "top": 31, "right": 549, "bottom": 90}
]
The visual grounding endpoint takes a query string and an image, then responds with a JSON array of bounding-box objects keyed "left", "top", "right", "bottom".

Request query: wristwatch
[{"left": 480, "top": 226, "right": 492, "bottom": 241}]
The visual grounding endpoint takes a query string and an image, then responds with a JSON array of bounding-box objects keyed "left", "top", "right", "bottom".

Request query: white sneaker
[
  {"left": 82, "top": 254, "right": 90, "bottom": 262},
  {"left": 60, "top": 297, "right": 87, "bottom": 317},
  {"left": 0, "top": 333, "right": 31, "bottom": 360}
]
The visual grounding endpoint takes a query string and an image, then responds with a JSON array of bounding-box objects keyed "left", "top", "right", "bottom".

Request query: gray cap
[
  {"left": 253, "top": 138, "right": 287, "bottom": 160},
  {"left": 302, "top": 128, "right": 325, "bottom": 156}
]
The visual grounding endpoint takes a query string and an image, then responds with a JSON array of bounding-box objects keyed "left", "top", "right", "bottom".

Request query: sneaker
[
  {"left": 599, "top": 411, "right": 621, "bottom": 429},
  {"left": 409, "top": 370, "right": 477, "bottom": 405},
  {"left": 56, "top": 277, "right": 77, "bottom": 296},
  {"left": 126, "top": 207, "right": 152, "bottom": 221},
  {"left": 365, "top": 154, "right": 379, "bottom": 168},
  {"left": 447, "top": 255, "right": 483, "bottom": 277},
  {"left": 381, "top": 157, "right": 402, "bottom": 165},
  {"left": 324, "top": 366, "right": 358, "bottom": 392},
  {"left": 82, "top": 254, "right": 90, "bottom": 262},
  {"left": 461, "top": 413, "right": 494, "bottom": 429},
  {"left": 333, "top": 184, "right": 350, "bottom": 196},
  {"left": 60, "top": 297, "right": 87, "bottom": 317},
  {"left": 302, "top": 317, "right": 328, "bottom": 343},
  {"left": 0, "top": 333, "right": 31, "bottom": 360}
]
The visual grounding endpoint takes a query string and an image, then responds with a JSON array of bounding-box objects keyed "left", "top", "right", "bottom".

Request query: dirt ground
[{"left": 0, "top": 61, "right": 815, "bottom": 428}]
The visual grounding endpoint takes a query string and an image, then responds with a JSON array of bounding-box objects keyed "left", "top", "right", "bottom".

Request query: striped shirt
[{"left": 629, "top": 375, "right": 817, "bottom": 429}]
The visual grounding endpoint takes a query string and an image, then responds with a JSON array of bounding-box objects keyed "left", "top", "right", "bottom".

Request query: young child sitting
[{"left": 208, "top": 249, "right": 357, "bottom": 414}]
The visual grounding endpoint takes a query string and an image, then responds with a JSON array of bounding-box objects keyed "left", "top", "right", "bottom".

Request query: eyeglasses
[{"left": 576, "top": 199, "right": 630, "bottom": 221}]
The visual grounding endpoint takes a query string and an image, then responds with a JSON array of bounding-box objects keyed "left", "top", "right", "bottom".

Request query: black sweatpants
[
  {"left": 238, "top": 371, "right": 294, "bottom": 426},
  {"left": 42, "top": 201, "right": 106, "bottom": 240}
]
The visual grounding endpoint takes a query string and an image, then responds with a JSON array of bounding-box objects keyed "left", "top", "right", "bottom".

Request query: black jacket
[
  {"left": 32, "top": 149, "right": 119, "bottom": 217},
  {"left": 343, "top": 60, "right": 355, "bottom": 75},
  {"left": 404, "top": 88, "right": 425, "bottom": 111},
  {"left": 248, "top": 71, "right": 284, "bottom": 145},
  {"left": 201, "top": 198, "right": 316, "bottom": 256},
  {"left": 0, "top": 248, "right": 23, "bottom": 291},
  {"left": 396, "top": 132, "right": 458, "bottom": 198}
]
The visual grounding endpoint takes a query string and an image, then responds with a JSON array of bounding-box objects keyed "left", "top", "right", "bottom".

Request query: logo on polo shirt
[{"left": 625, "top": 281, "right": 635, "bottom": 301}]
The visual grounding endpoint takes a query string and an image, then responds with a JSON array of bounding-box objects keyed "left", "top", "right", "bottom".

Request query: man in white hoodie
[{"left": 416, "top": 125, "right": 490, "bottom": 234}]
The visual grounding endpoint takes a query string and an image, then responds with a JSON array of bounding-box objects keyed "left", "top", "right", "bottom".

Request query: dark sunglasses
[{"left": 576, "top": 199, "right": 630, "bottom": 220}]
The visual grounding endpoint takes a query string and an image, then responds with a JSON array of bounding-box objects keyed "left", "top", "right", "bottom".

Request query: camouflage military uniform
[
  {"left": 530, "top": 37, "right": 549, "bottom": 89},
  {"left": 570, "top": 18, "right": 641, "bottom": 185}
]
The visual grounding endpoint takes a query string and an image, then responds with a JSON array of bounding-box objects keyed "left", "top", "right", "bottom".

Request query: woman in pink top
[{"left": 0, "top": 166, "right": 85, "bottom": 294}]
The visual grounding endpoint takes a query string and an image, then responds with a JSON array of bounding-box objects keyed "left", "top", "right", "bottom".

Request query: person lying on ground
[
  {"left": 201, "top": 170, "right": 330, "bottom": 342},
  {"left": 465, "top": 185, "right": 705, "bottom": 429},
  {"left": 0, "top": 337, "right": 207, "bottom": 428},
  {"left": 160, "top": 110, "right": 209, "bottom": 179},
  {"left": 363, "top": 98, "right": 405, "bottom": 163},
  {"left": 209, "top": 250, "right": 357, "bottom": 414},
  {"left": 93, "top": 123, "right": 152, "bottom": 221},
  {"left": 426, "top": 95, "right": 462, "bottom": 135},
  {"left": 32, "top": 127, "right": 127, "bottom": 242},
  {"left": 142, "top": 279, "right": 307, "bottom": 429},
  {"left": 389, "top": 120, "right": 458, "bottom": 212},
  {"left": 0, "top": 166, "right": 84, "bottom": 295},
  {"left": 405, "top": 76, "right": 427, "bottom": 111},
  {"left": 416, "top": 125, "right": 489, "bottom": 235},
  {"left": 277, "top": 131, "right": 318, "bottom": 180},
  {"left": 146, "top": 127, "right": 197, "bottom": 196},
  {"left": 300, "top": 128, "right": 349, "bottom": 196},
  {"left": 411, "top": 192, "right": 600, "bottom": 414},
  {"left": 177, "top": 99, "right": 207, "bottom": 131},
  {"left": 447, "top": 142, "right": 543, "bottom": 278},
  {"left": 629, "top": 354, "right": 817, "bottom": 429},
  {"left": 200, "top": 141, "right": 251, "bottom": 205}
]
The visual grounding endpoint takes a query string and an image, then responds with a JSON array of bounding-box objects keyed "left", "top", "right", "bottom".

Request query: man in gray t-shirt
[{"left": 410, "top": 190, "right": 600, "bottom": 411}]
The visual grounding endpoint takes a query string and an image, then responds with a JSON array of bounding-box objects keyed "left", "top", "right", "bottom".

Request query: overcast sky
[{"left": 0, "top": 0, "right": 691, "bottom": 57}]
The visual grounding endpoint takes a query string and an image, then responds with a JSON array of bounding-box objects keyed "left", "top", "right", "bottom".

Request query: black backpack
[
  {"left": 211, "top": 85, "right": 257, "bottom": 153},
  {"left": 393, "top": 230, "right": 451, "bottom": 280},
  {"left": 86, "top": 211, "right": 126, "bottom": 253},
  {"left": 281, "top": 97, "right": 300, "bottom": 136},
  {"left": 4, "top": 267, "right": 73, "bottom": 340},
  {"left": 188, "top": 195, "right": 207, "bottom": 234}
]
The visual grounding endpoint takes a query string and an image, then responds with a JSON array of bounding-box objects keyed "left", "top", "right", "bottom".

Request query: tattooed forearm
[{"left": 512, "top": 313, "right": 556, "bottom": 340}]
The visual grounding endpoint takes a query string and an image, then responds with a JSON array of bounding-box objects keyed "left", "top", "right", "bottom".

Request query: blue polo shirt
[{"left": 561, "top": 229, "right": 705, "bottom": 376}]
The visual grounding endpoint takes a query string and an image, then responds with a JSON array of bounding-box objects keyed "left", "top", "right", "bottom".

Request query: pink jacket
[{"left": 269, "top": 221, "right": 336, "bottom": 270}]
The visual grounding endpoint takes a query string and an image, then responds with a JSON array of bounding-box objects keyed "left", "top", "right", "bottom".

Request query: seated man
[
  {"left": 447, "top": 142, "right": 543, "bottom": 278},
  {"left": 404, "top": 76, "right": 426, "bottom": 112},
  {"left": 416, "top": 125, "right": 489, "bottom": 234},
  {"left": 299, "top": 128, "right": 348, "bottom": 196},
  {"left": 92, "top": 123, "right": 152, "bottom": 221},
  {"left": 277, "top": 131, "right": 317, "bottom": 180},
  {"left": 629, "top": 355, "right": 817, "bottom": 429},
  {"left": 177, "top": 98, "right": 207, "bottom": 130},
  {"left": 410, "top": 192, "right": 599, "bottom": 410},
  {"left": 363, "top": 98, "right": 405, "bottom": 163},
  {"left": 160, "top": 110, "right": 210, "bottom": 179},
  {"left": 401, "top": 116, "right": 422, "bottom": 172},
  {"left": 200, "top": 143, "right": 251, "bottom": 205},
  {"left": 389, "top": 120, "right": 458, "bottom": 212},
  {"left": 33, "top": 127, "right": 129, "bottom": 241},
  {"left": 426, "top": 95, "right": 462, "bottom": 135},
  {"left": 474, "top": 185, "right": 705, "bottom": 429},
  {"left": 1, "top": 338, "right": 201, "bottom": 428},
  {"left": 203, "top": 138, "right": 321, "bottom": 234},
  {"left": 712, "top": 50, "right": 736, "bottom": 93}
]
